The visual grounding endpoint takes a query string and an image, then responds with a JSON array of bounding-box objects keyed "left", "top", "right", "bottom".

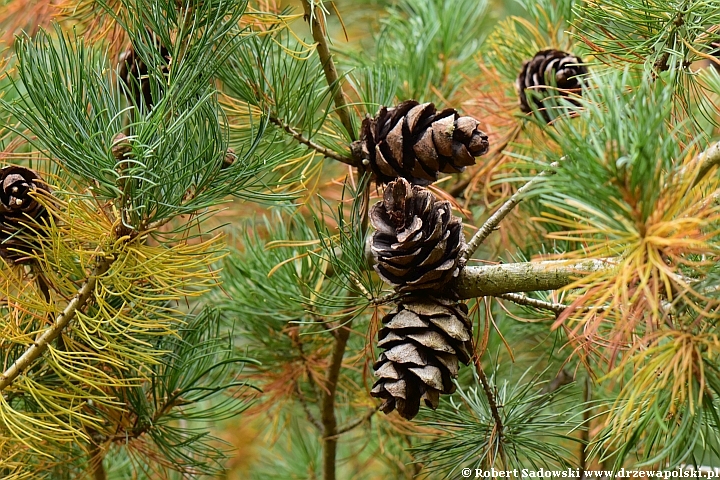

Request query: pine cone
[
  {"left": 371, "top": 297, "right": 473, "bottom": 420},
  {"left": 516, "top": 49, "right": 587, "bottom": 122},
  {"left": 355, "top": 101, "right": 489, "bottom": 185},
  {"left": 119, "top": 42, "right": 171, "bottom": 109},
  {"left": 0, "top": 166, "right": 51, "bottom": 262},
  {"left": 111, "top": 132, "right": 132, "bottom": 160},
  {"left": 370, "top": 178, "right": 464, "bottom": 293}
]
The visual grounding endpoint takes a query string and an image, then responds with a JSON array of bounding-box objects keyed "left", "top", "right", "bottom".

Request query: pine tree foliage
[{"left": 2, "top": 0, "right": 720, "bottom": 477}]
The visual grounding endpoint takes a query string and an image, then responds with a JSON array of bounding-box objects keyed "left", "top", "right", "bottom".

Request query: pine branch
[
  {"left": 105, "top": 389, "right": 190, "bottom": 443},
  {"left": 296, "top": 382, "right": 323, "bottom": 432},
  {"left": 88, "top": 444, "right": 107, "bottom": 480},
  {"left": 472, "top": 355, "right": 505, "bottom": 461},
  {"left": 539, "top": 369, "right": 574, "bottom": 396},
  {"left": 454, "top": 259, "right": 614, "bottom": 299},
  {"left": 321, "top": 318, "right": 352, "bottom": 480},
  {"left": 301, "top": 0, "right": 357, "bottom": 142},
  {"left": 332, "top": 405, "right": 380, "bottom": 437},
  {"left": 580, "top": 376, "right": 591, "bottom": 475},
  {"left": 269, "top": 116, "right": 360, "bottom": 167},
  {"left": 692, "top": 141, "right": 720, "bottom": 187},
  {"left": 652, "top": 10, "right": 685, "bottom": 74},
  {"left": 0, "top": 256, "right": 114, "bottom": 392},
  {"left": 461, "top": 163, "right": 557, "bottom": 265},
  {"left": 496, "top": 293, "right": 568, "bottom": 315},
  {"left": 497, "top": 292, "right": 607, "bottom": 315}
]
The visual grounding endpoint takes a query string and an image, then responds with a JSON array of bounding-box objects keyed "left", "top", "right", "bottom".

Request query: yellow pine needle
[
  {"left": 266, "top": 239, "right": 323, "bottom": 249},
  {"left": 545, "top": 163, "right": 720, "bottom": 349},
  {"left": 220, "top": 95, "right": 265, "bottom": 122},
  {"left": 0, "top": 189, "right": 228, "bottom": 455},
  {"left": 266, "top": 236, "right": 339, "bottom": 278},
  {"left": 271, "top": 33, "right": 316, "bottom": 60},
  {"left": 601, "top": 331, "right": 719, "bottom": 445}
]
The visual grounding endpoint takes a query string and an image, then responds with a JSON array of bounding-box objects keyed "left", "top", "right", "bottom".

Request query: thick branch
[
  {"left": 0, "top": 257, "right": 113, "bottom": 391},
  {"left": 269, "top": 116, "right": 360, "bottom": 167},
  {"left": 302, "top": 0, "right": 357, "bottom": 142},
  {"left": 454, "top": 259, "right": 614, "bottom": 299}
]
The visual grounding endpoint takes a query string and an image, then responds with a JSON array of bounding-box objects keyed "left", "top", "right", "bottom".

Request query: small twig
[
  {"left": 524, "top": 368, "right": 575, "bottom": 412},
  {"left": 301, "top": 0, "right": 357, "bottom": 142},
  {"left": 314, "top": 314, "right": 340, "bottom": 339},
  {"left": 296, "top": 382, "right": 323, "bottom": 432},
  {"left": 0, "top": 256, "right": 114, "bottom": 391},
  {"left": 448, "top": 125, "right": 522, "bottom": 198},
  {"left": 472, "top": 355, "right": 504, "bottom": 454},
  {"left": 497, "top": 292, "right": 608, "bottom": 316},
  {"left": 652, "top": 11, "right": 684, "bottom": 76},
  {"left": 579, "top": 375, "right": 591, "bottom": 475},
  {"left": 461, "top": 163, "right": 558, "bottom": 264},
  {"left": 331, "top": 405, "right": 380, "bottom": 438},
  {"left": 497, "top": 293, "right": 568, "bottom": 315},
  {"left": 370, "top": 291, "right": 399, "bottom": 306},
  {"left": 34, "top": 270, "right": 50, "bottom": 304},
  {"left": 269, "top": 116, "right": 360, "bottom": 167},
  {"left": 540, "top": 368, "right": 574, "bottom": 396}
]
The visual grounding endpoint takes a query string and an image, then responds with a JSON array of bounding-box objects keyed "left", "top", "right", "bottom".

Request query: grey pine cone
[
  {"left": 355, "top": 100, "right": 489, "bottom": 185},
  {"left": 0, "top": 166, "right": 51, "bottom": 263},
  {"left": 370, "top": 178, "right": 464, "bottom": 293},
  {"left": 516, "top": 49, "right": 587, "bottom": 122},
  {"left": 371, "top": 297, "right": 473, "bottom": 420}
]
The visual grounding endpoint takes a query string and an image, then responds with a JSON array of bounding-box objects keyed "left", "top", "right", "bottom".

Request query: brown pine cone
[
  {"left": 111, "top": 133, "right": 132, "bottom": 160},
  {"left": 355, "top": 101, "right": 489, "bottom": 185},
  {"left": 119, "top": 42, "right": 171, "bottom": 109},
  {"left": 0, "top": 166, "right": 51, "bottom": 263},
  {"left": 370, "top": 178, "right": 464, "bottom": 293},
  {"left": 516, "top": 49, "right": 587, "bottom": 122},
  {"left": 371, "top": 297, "right": 473, "bottom": 420}
]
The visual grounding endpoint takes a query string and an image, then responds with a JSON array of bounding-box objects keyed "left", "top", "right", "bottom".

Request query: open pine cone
[
  {"left": 370, "top": 178, "right": 464, "bottom": 293},
  {"left": 0, "top": 166, "right": 51, "bottom": 263},
  {"left": 119, "top": 42, "right": 171, "bottom": 109},
  {"left": 371, "top": 297, "right": 473, "bottom": 420},
  {"left": 355, "top": 101, "right": 489, "bottom": 185},
  {"left": 516, "top": 49, "right": 587, "bottom": 122}
]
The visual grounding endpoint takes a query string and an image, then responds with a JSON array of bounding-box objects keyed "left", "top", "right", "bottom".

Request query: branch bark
[
  {"left": 472, "top": 355, "right": 505, "bottom": 464},
  {"left": 692, "top": 141, "right": 720, "bottom": 187},
  {"left": 0, "top": 257, "right": 114, "bottom": 391},
  {"left": 497, "top": 292, "right": 607, "bottom": 315},
  {"left": 269, "top": 116, "right": 360, "bottom": 167},
  {"left": 89, "top": 443, "right": 107, "bottom": 480},
  {"left": 497, "top": 292, "right": 569, "bottom": 315},
  {"left": 453, "top": 259, "right": 614, "bottom": 299},
  {"left": 321, "top": 320, "right": 351, "bottom": 480},
  {"left": 302, "top": 0, "right": 357, "bottom": 142}
]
